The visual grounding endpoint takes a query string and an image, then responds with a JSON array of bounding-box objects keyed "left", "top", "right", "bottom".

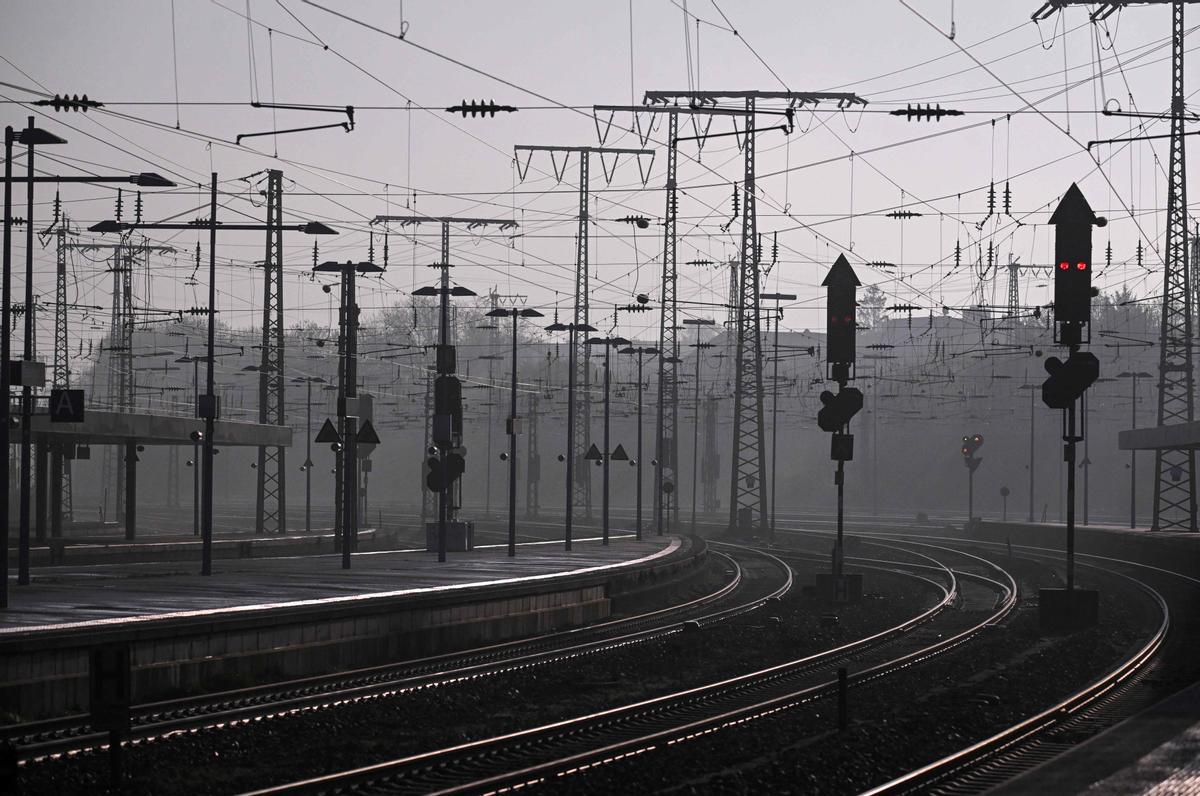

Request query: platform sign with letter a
[{"left": 49, "top": 388, "right": 84, "bottom": 423}]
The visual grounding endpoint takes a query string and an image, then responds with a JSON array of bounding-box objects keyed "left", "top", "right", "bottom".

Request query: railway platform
[
  {"left": 0, "top": 534, "right": 705, "bottom": 720},
  {"left": 991, "top": 678, "right": 1200, "bottom": 794}
]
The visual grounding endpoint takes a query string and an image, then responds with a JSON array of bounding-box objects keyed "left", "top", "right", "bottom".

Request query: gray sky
[{"left": 0, "top": 0, "right": 1186, "bottom": 357}]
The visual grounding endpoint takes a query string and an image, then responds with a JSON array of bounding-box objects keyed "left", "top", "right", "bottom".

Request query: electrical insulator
[
  {"left": 34, "top": 93, "right": 103, "bottom": 112},
  {"left": 1106, "top": 240, "right": 1112, "bottom": 269},
  {"left": 134, "top": 191, "right": 143, "bottom": 224},
  {"left": 1136, "top": 239, "right": 1143, "bottom": 269},
  {"left": 1003, "top": 181, "right": 1012, "bottom": 215},
  {"left": 52, "top": 192, "right": 61, "bottom": 224},
  {"left": 731, "top": 184, "right": 740, "bottom": 217},
  {"left": 445, "top": 100, "right": 517, "bottom": 117},
  {"left": 383, "top": 233, "right": 389, "bottom": 267},
  {"left": 986, "top": 182, "right": 996, "bottom": 215},
  {"left": 887, "top": 103, "right": 963, "bottom": 122},
  {"left": 771, "top": 232, "right": 779, "bottom": 266},
  {"left": 954, "top": 240, "right": 962, "bottom": 269},
  {"left": 368, "top": 231, "right": 375, "bottom": 263},
  {"left": 312, "top": 241, "right": 319, "bottom": 268},
  {"left": 115, "top": 188, "right": 123, "bottom": 222}
]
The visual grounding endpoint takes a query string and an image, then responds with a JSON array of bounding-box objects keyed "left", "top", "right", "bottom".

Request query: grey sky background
[{"left": 0, "top": 0, "right": 1186, "bottom": 354}]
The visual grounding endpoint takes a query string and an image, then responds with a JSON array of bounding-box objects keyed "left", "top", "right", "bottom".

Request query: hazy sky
[{"left": 0, "top": 0, "right": 1188, "bottom": 353}]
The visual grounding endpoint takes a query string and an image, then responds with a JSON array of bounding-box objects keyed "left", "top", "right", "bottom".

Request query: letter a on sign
[{"left": 49, "top": 389, "right": 84, "bottom": 423}]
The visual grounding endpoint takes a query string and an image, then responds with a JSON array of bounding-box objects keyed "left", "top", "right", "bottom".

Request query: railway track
[
  {"left": 5, "top": 543, "right": 789, "bottom": 762},
  {"left": 241, "top": 540, "right": 1009, "bottom": 795},
  {"left": 843, "top": 532, "right": 1187, "bottom": 795}
]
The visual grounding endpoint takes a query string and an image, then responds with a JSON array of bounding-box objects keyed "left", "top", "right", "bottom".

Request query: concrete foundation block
[
  {"left": 1039, "top": 587, "right": 1099, "bottom": 632},
  {"left": 814, "top": 573, "right": 864, "bottom": 604}
]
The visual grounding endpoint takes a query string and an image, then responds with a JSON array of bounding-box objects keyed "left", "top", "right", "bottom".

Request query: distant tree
[{"left": 858, "top": 284, "right": 888, "bottom": 329}]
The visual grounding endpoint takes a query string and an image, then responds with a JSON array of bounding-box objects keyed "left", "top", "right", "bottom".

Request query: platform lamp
[
  {"left": 760, "top": 292, "right": 796, "bottom": 541},
  {"left": 545, "top": 318, "right": 597, "bottom": 551},
  {"left": 292, "top": 375, "right": 328, "bottom": 535},
  {"left": 487, "top": 307, "right": 544, "bottom": 556},
  {"left": 89, "top": 174, "right": 336, "bottom": 577},
  {"left": 585, "top": 334, "right": 631, "bottom": 545},
  {"left": 1116, "top": 370, "right": 1152, "bottom": 528},
  {"left": 617, "top": 344, "right": 658, "bottom": 540}
]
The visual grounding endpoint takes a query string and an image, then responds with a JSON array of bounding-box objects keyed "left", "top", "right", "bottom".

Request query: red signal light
[
  {"left": 1059, "top": 261, "right": 1069, "bottom": 270},
  {"left": 1076, "top": 261, "right": 1087, "bottom": 271}
]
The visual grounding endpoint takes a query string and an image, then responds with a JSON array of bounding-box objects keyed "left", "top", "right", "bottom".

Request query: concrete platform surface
[
  {"left": 0, "top": 534, "right": 673, "bottom": 633},
  {"left": 991, "top": 680, "right": 1200, "bottom": 795}
]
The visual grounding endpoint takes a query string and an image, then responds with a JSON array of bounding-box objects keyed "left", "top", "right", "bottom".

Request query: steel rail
[
  {"left": 7, "top": 546, "right": 783, "bottom": 760},
  {"left": 241, "top": 545, "right": 991, "bottom": 795}
]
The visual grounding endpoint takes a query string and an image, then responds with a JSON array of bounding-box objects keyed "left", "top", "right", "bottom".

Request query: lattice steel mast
[
  {"left": 513, "top": 145, "right": 653, "bottom": 523},
  {"left": 1033, "top": 0, "right": 1198, "bottom": 533},
  {"left": 52, "top": 219, "right": 72, "bottom": 522},
  {"left": 1153, "top": 1, "right": 1197, "bottom": 530},
  {"left": 658, "top": 113, "right": 680, "bottom": 534},
  {"left": 255, "top": 169, "right": 287, "bottom": 535},
  {"left": 642, "top": 90, "right": 867, "bottom": 533},
  {"left": 371, "top": 213, "right": 518, "bottom": 520}
]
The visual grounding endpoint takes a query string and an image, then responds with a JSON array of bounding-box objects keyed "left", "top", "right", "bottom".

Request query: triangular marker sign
[
  {"left": 584, "top": 443, "right": 603, "bottom": 461},
  {"left": 357, "top": 419, "right": 381, "bottom": 445},
  {"left": 314, "top": 418, "right": 341, "bottom": 443},
  {"left": 611, "top": 444, "right": 629, "bottom": 461}
]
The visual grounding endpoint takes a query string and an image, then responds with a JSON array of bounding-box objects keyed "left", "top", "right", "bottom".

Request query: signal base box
[
  {"left": 425, "top": 520, "right": 474, "bottom": 553},
  {"left": 1039, "top": 587, "right": 1099, "bottom": 633},
  {"left": 815, "top": 573, "right": 863, "bottom": 604}
]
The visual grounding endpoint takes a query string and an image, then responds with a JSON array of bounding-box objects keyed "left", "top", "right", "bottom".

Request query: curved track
[
  {"left": 242, "top": 541, "right": 1011, "bottom": 795},
  {"left": 5, "top": 544, "right": 787, "bottom": 762},
  {"left": 847, "top": 532, "right": 1187, "bottom": 796}
]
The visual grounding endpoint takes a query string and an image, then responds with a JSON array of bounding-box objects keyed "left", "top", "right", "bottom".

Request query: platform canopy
[
  {"left": 1118, "top": 422, "right": 1200, "bottom": 451},
  {"left": 27, "top": 410, "right": 292, "bottom": 447}
]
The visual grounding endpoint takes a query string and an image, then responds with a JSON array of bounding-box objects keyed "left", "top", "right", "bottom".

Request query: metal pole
[
  {"left": 968, "top": 466, "right": 974, "bottom": 522},
  {"left": 50, "top": 443, "right": 62, "bottom": 539},
  {"left": 437, "top": 261, "right": 449, "bottom": 564},
  {"left": 193, "top": 358, "right": 199, "bottom": 537},
  {"left": 342, "top": 266, "right": 357, "bottom": 570},
  {"left": 834, "top": 457, "right": 845, "bottom": 579},
  {"left": 1131, "top": 373, "right": 1137, "bottom": 528},
  {"left": 872, "top": 363, "right": 878, "bottom": 519},
  {"left": 565, "top": 328, "right": 576, "bottom": 552},
  {"left": 602, "top": 342, "right": 611, "bottom": 546},
  {"left": 18, "top": 117, "right": 34, "bottom": 585},
  {"left": 1029, "top": 382, "right": 1036, "bottom": 523},
  {"left": 1, "top": 126, "right": 12, "bottom": 608},
  {"left": 34, "top": 439, "right": 46, "bottom": 543},
  {"left": 334, "top": 281, "right": 344, "bottom": 546},
  {"left": 306, "top": 379, "right": 312, "bottom": 535},
  {"left": 635, "top": 353, "right": 643, "bottom": 540},
  {"left": 201, "top": 174, "right": 217, "bottom": 576},
  {"left": 508, "top": 313, "right": 518, "bottom": 557},
  {"left": 124, "top": 440, "right": 136, "bottom": 540},
  {"left": 770, "top": 310, "right": 780, "bottom": 541},
  {"left": 1082, "top": 396, "right": 1089, "bottom": 526},
  {"left": 691, "top": 339, "right": 701, "bottom": 533},
  {"left": 1066, "top": 400, "right": 1077, "bottom": 591}
]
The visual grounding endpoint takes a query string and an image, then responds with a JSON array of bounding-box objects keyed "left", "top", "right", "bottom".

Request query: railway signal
[
  {"left": 961, "top": 433, "right": 983, "bottom": 521},
  {"left": 822, "top": 253, "right": 860, "bottom": 384},
  {"left": 816, "top": 253, "right": 864, "bottom": 604},
  {"left": 817, "top": 388, "right": 863, "bottom": 434},
  {"left": 1042, "top": 352, "right": 1099, "bottom": 409},
  {"left": 1040, "top": 183, "right": 1106, "bottom": 632}
]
